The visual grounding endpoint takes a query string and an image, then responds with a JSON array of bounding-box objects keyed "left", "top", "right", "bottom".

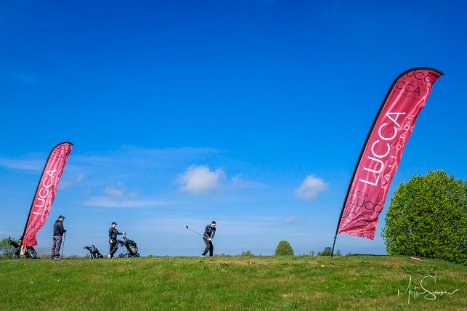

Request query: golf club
[
  {"left": 61, "top": 232, "right": 66, "bottom": 258},
  {"left": 185, "top": 225, "right": 202, "bottom": 237}
]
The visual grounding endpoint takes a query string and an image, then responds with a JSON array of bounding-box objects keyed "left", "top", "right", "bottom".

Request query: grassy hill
[{"left": 0, "top": 255, "right": 465, "bottom": 310}]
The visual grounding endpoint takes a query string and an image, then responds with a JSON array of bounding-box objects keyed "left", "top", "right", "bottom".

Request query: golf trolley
[
  {"left": 8, "top": 237, "right": 38, "bottom": 259},
  {"left": 83, "top": 245, "right": 104, "bottom": 258},
  {"left": 117, "top": 233, "right": 140, "bottom": 258}
]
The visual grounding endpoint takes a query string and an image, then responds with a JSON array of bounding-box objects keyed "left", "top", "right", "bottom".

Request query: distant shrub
[
  {"left": 275, "top": 240, "right": 294, "bottom": 256},
  {"left": 318, "top": 247, "right": 332, "bottom": 256},
  {"left": 217, "top": 253, "right": 232, "bottom": 257},
  {"left": 240, "top": 250, "right": 254, "bottom": 256},
  {"left": 0, "top": 238, "right": 16, "bottom": 258}
]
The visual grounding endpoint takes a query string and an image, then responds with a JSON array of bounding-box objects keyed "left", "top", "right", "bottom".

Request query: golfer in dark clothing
[
  {"left": 202, "top": 221, "right": 216, "bottom": 256},
  {"left": 108, "top": 222, "right": 125, "bottom": 258},
  {"left": 51, "top": 215, "right": 66, "bottom": 259}
]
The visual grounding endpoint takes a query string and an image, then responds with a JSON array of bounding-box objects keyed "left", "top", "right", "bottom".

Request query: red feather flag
[
  {"left": 335, "top": 68, "right": 443, "bottom": 242},
  {"left": 21, "top": 142, "right": 73, "bottom": 247}
]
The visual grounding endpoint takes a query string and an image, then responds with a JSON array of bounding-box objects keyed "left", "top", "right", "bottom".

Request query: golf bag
[
  {"left": 8, "top": 237, "right": 38, "bottom": 259},
  {"left": 117, "top": 234, "right": 140, "bottom": 258},
  {"left": 83, "top": 245, "right": 104, "bottom": 258}
]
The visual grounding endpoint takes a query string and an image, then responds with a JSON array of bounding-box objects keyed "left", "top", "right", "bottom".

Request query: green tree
[
  {"left": 274, "top": 240, "right": 294, "bottom": 256},
  {"left": 240, "top": 250, "right": 254, "bottom": 256},
  {"left": 382, "top": 170, "right": 466, "bottom": 264},
  {"left": 0, "top": 238, "right": 16, "bottom": 258},
  {"left": 318, "top": 247, "right": 332, "bottom": 256}
]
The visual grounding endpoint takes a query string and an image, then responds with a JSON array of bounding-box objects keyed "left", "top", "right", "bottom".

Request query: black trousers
[
  {"left": 109, "top": 242, "right": 118, "bottom": 258},
  {"left": 202, "top": 238, "right": 214, "bottom": 256}
]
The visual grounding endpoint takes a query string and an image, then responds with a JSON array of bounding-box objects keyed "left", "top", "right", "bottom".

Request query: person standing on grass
[
  {"left": 108, "top": 221, "right": 125, "bottom": 258},
  {"left": 202, "top": 221, "right": 216, "bottom": 257},
  {"left": 51, "top": 215, "right": 66, "bottom": 259}
]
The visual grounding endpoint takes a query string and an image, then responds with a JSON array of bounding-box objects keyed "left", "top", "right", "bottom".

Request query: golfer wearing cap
[
  {"left": 50, "top": 215, "right": 66, "bottom": 259},
  {"left": 202, "top": 221, "right": 217, "bottom": 257},
  {"left": 108, "top": 222, "right": 125, "bottom": 258}
]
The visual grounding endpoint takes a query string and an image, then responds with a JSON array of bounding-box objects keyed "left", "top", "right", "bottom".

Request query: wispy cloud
[
  {"left": 0, "top": 158, "right": 44, "bottom": 171},
  {"left": 294, "top": 174, "right": 328, "bottom": 201},
  {"left": 72, "top": 146, "right": 220, "bottom": 168},
  {"left": 178, "top": 165, "right": 225, "bottom": 195},
  {"left": 285, "top": 216, "right": 303, "bottom": 225},
  {"left": 1, "top": 146, "right": 261, "bottom": 200},
  {"left": 231, "top": 174, "right": 266, "bottom": 190},
  {"left": 83, "top": 182, "right": 171, "bottom": 208},
  {"left": 59, "top": 173, "right": 86, "bottom": 190},
  {"left": 1, "top": 145, "right": 220, "bottom": 181},
  {"left": 83, "top": 196, "right": 168, "bottom": 208},
  {"left": 104, "top": 182, "right": 126, "bottom": 197}
]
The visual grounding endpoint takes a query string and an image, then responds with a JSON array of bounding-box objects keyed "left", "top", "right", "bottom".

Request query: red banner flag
[
  {"left": 336, "top": 68, "right": 443, "bottom": 240},
  {"left": 21, "top": 142, "right": 73, "bottom": 246}
]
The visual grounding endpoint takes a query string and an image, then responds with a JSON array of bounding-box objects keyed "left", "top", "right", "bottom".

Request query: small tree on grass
[
  {"left": 382, "top": 170, "right": 466, "bottom": 264},
  {"left": 240, "top": 250, "right": 254, "bottom": 256},
  {"left": 0, "top": 238, "right": 16, "bottom": 258},
  {"left": 318, "top": 247, "right": 332, "bottom": 256},
  {"left": 275, "top": 240, "right": 294, "bottom": 256}
]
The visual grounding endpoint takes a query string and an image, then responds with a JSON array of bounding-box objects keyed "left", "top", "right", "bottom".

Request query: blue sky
[{"left": 0, "top": 0, "right": 466, "bottom": 256}]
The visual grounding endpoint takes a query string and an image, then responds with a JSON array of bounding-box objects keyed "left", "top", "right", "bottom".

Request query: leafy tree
[
  {"left": 318, "top": 247, "right": 332, "bottom": 256},
  {"left": 240, "top": 250, "right": 254, "bottom": 256},
  {"left": 382, "top": 170, "right": 466, "bottom": 264},
  {"left": 0, "top": 238, "right": 16, "bottom": 258},
  {"left": 275, "top": 240, "right": 294, "bottom": 256}
]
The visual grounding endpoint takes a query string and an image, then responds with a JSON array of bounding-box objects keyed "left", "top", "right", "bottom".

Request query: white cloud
[
  {"left": 83, "top": 196, "right": 167, "bottom": 208},
  {"left": 59, "top": 173, "right": 86, "bottom": 190},
  {"left": 105, "top": 183, "right": 125, "bottom": 197},
  {"left": 72, "top": 146, "right": 220, "bottom": 168},
  {"left": 178, "top": 165, "right": 225, "bottom": 195},
  {"left": 294, "top": 174, "right": 328, "bottom": 201},
  {"left": 0, "top": 158, "right": 43, "bottom": 171},
  {"left": 285, "top": 216, "right": 303, "bottom": 224},
  {"left": 231, "top": 174, "right": 266, "bottom": 189},
  {"left": 83, "top": 182, "right": 170, "bottom": 208}
]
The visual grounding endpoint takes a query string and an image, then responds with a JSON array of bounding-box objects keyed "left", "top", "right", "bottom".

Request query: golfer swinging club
[{"left": 202, "top": 221, "right": 216, "bottom": 257}]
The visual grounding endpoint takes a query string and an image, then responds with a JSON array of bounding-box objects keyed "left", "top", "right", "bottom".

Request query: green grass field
[{"left": 0, "top": 255, "right": 465, "bottom": 310}]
